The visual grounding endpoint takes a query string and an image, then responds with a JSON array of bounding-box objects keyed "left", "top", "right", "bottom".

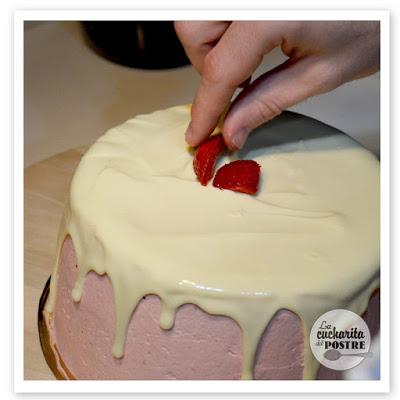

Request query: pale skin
[{"left": 174, "top": 21, "right": 380, "bottom": 150}]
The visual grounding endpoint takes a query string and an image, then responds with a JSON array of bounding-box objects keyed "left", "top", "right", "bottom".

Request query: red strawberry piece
[
  {"left": 193, "top": 134, "right": 226, "bottom": 185},
  {"left": 213, "top": 160, "right": 261, "bottom": 195}
]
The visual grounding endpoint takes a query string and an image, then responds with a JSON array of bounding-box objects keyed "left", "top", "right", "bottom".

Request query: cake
[{"left": 42, "top": 105, "right": 380, "bottom": 380}]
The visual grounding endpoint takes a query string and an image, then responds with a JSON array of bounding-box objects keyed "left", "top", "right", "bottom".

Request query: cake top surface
[{"left": 69, "top": 105, "right": 379, "bottom": 298}]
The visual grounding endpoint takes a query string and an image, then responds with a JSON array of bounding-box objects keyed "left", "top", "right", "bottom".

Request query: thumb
[{"left": 223, "top": 56, "right": 340, "bottom": 150}]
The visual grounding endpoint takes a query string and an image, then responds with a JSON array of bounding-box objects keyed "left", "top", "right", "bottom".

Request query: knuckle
[
  {"left": 299, "top": 58, "right": 343, "bottom": 95},
  {"left": 202, "top": 50, "right": 224, "bottom": 84},
  {"left": 254, "top": 96, "right": 284, "bottom": 122},
  {"left": 312, "top": 60, "right": 344, "bottom": 92}
]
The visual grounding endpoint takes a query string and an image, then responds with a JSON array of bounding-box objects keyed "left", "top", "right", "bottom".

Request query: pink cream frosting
[{"left": 47, "top": 237, "right": 380, "bottom": 380}]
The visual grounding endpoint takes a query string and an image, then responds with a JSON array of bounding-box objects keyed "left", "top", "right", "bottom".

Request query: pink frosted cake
[{"left": 42, "top": 105, "right": 380, "bottom": 380}]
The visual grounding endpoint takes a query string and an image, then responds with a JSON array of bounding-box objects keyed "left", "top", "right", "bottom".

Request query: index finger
[{"left": 186, "top": 21, "right": 282, "bottom": 148}]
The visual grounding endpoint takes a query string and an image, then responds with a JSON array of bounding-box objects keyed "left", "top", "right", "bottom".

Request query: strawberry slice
[
  {"left": 193, "top": 134, "right": 226, "bottom": 185},
  {"left": 213, "top": 160, "right": 261, "bottom": 195}
]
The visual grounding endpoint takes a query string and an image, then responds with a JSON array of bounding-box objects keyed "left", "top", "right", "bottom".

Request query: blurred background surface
[{"left": 24, "top": 21, "right": 380, "bottom": 166}]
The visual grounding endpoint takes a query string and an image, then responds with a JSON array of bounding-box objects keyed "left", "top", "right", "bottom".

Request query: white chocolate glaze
[{"left": 46, "top": 105, "right": 380, "bottom": 379}]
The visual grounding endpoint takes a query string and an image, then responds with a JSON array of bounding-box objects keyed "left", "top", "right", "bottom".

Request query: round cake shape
[{"left": 44, "top": 105, "right": 380, "bottom": 380}]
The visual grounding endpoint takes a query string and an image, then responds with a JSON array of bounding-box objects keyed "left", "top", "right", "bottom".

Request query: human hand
[{"left": 174, "top": 21, "right": 380, "bottom": 150}]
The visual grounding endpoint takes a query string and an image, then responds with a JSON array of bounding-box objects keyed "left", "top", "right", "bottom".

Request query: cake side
[{"left": 44, "top": 236, "right": 380, "bottom": 379}]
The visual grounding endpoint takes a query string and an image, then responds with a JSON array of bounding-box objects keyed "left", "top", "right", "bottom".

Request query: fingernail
[
  {"left": 185, "top": 124, "right": 194, "bottom": 145},
  {"left": 231, "top": 129, "right": 248, "bottom": 150}
]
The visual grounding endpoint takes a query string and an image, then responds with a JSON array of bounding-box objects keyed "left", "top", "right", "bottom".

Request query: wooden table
[{"left": 24, "top": 146, "right": 88, "bottom": 380}]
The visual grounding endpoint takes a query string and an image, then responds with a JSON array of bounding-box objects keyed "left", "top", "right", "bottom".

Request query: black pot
[{"left": 82, "top": 21, "right": 190, "bottom": 70}]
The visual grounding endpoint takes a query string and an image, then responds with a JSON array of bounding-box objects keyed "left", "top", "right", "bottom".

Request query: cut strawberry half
[
  {"left": 193, "top": 134, "right": 226, "bottom": 186},
  {"left": 213, "top": 160, "right": 261, "bottom": 195}
]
